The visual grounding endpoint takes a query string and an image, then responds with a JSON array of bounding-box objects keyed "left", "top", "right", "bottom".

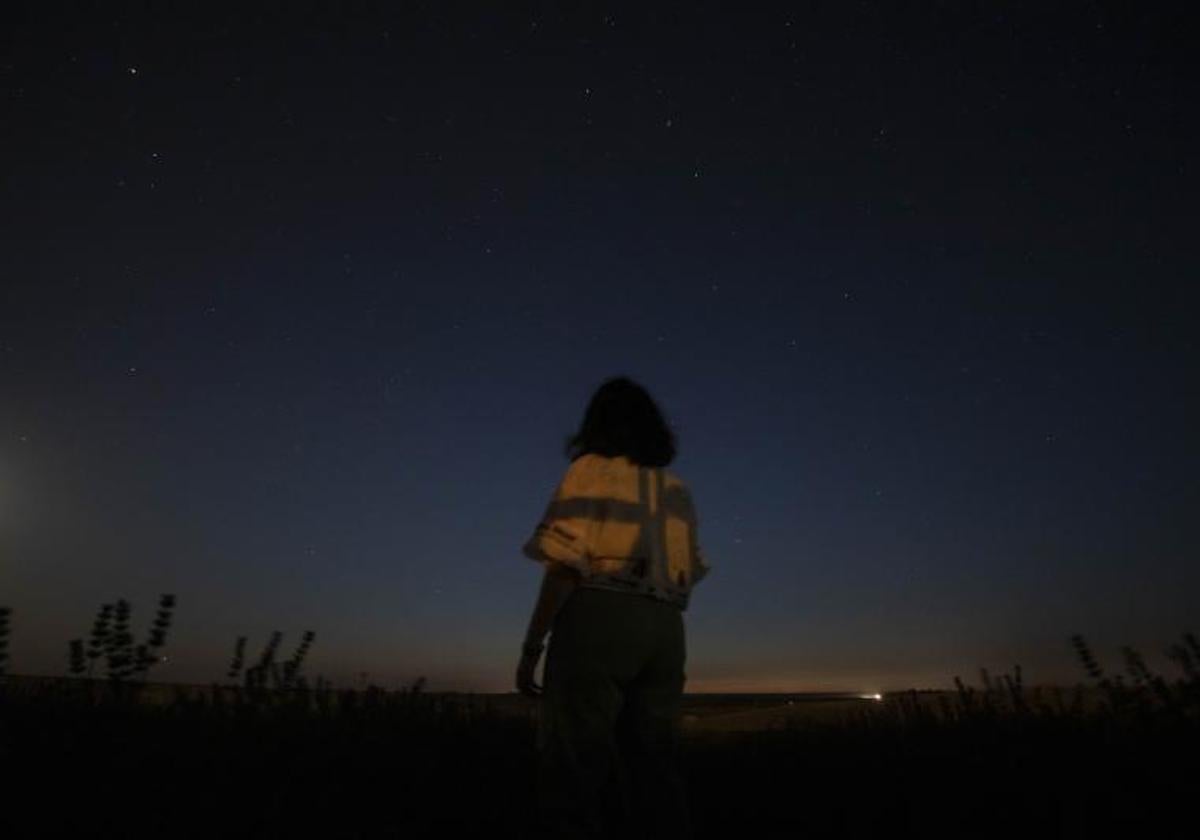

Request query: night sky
[{"left": 3, "top": 4, "right": 1196, "bottom": 693}]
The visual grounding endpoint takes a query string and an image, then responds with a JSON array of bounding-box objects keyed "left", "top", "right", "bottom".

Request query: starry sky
[{"left": 2, "top": 4, "right": 1197, "bottom": 693}]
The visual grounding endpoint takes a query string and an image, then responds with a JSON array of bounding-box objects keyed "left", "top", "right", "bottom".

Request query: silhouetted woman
[{"left": 518, "top": 375, "right": 711, "bottom": 839}]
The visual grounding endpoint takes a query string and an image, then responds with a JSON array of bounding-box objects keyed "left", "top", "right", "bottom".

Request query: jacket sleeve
[{"left": 521, "top": 457, "right": 598, "bottom": 578}]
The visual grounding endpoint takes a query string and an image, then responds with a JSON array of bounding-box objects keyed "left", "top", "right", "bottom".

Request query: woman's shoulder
[
  {"left": 561, "top": 453, "right": 618, "bottom": 490},
  {"left": 569, "top": 453, "right": 690, "bottom": 489}
]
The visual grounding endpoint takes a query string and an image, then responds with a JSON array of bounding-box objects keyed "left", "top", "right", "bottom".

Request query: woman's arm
[
  {"left": 517, "top": 564, "right": 579, "bottom": 696},
  {"left": 523, "top": 562, "right": 581, "bottom": 648}
]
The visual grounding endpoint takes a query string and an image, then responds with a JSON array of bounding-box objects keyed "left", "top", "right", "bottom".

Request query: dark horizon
[
  {"left": 2, "top": 5, "right": 1197, "bottom": 694},
  {"left": 11, "top": 671, "right": 1117, "bottom": 703}
]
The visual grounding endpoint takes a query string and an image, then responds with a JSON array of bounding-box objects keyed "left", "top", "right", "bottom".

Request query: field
[
  {"left": 1, "top": 603, "right": 1195, "bottom": 837},
  {"left": 1, "top": 664, "right": 1195, "bottom": 838}
]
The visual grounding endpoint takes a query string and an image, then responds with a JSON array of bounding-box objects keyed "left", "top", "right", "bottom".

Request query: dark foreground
[{"left": 2, "top": 666, "right": 1196, "bottom": 840}]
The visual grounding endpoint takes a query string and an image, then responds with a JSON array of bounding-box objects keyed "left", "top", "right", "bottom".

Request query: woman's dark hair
[{"left": 563, "top": 375, "right": 677, "bottom": 468}]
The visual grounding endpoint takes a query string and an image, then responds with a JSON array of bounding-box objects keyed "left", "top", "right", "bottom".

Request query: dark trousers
[{"left": 535, "top": 586, "right": 692, "bottom": 840}]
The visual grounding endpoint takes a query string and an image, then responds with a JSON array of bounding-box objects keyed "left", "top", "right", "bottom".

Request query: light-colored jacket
[{"left": 522, "top": 453, "right": 711, "bottom": 610}]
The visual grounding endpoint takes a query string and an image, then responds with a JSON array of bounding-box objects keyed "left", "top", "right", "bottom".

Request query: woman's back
[{"left": 522, "top": 453, "right": 711, "bottom": 610}]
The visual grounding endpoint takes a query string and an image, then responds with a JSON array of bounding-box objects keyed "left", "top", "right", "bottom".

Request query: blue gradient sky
[{"left": 2, "top": 5, "right": 1197, "bottom": 692}]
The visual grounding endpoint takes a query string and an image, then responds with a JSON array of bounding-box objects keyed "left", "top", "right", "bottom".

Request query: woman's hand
[
  {"left": 516, "top": 645, "right": 543, "bottom": 697},
  {"left": 518, "top": 564, "right": 577, "bottom": 697}
]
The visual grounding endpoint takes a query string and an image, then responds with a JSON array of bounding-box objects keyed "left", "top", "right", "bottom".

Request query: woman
[{"left": 517, "top": 375, "right": 711, "bottom": 839}]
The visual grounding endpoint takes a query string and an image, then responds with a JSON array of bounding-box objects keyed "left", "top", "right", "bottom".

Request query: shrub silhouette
[
  {"left": 55, "top": 595, "right": 179, "bottom": 692},
  {"left": 105, "top": 599, "right": 135, "bottom": 683},
  {"left": 1069, "top": 632, "right": 1200, "bottom": 717},
  {"left": 244, "top": 630, "right": 282, "bottom": 693},
  {"left": 85, "top": 603, "right": 114, "bottom": 677},
  {"left": 68, "top": 639, "right": 86, "bottom": 677},
  {"left": 232, "top": 629, "right": 317, "bottom": 701},
  {"left": 132, "top": 593, "right": 177, "bottom": 680},
  {"left": 227, "top": 635, "right": 247, "bottom": 684},
  {"left": 281, "top": 630, "right": 316, "bottom": 689}
]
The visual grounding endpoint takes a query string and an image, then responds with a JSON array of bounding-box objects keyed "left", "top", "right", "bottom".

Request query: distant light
[{"left": 860, "top": 693, "right": 883, "bottom": 702}]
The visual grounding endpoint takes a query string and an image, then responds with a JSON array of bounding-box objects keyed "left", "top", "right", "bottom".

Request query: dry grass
[{"left": 0, "top": 598, "right": 1196, "bottom": 837}]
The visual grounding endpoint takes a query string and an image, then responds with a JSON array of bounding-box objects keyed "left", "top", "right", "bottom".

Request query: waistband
[{"left": 576, "top": 580, "right": 687, "bottom": 610}]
